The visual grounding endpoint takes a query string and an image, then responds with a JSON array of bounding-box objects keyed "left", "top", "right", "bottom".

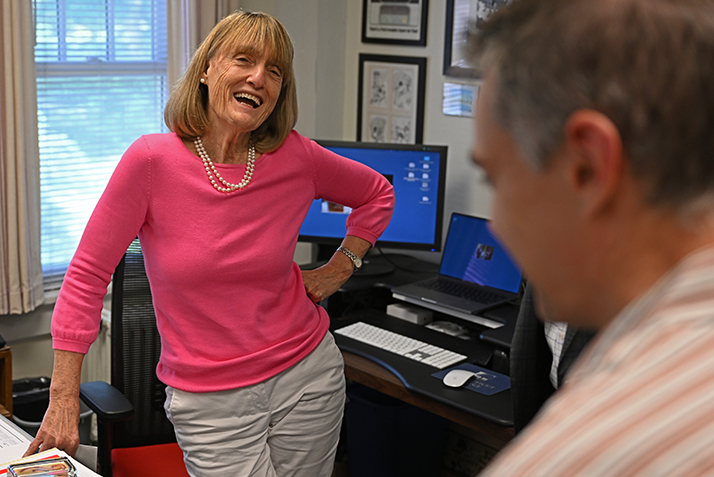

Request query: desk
[
  {"left": 0, "top": 414, "right": 99, "bottom": 476},
  {"left": 334, "top": 308, "right": 515, "bottom": 447},
  {"left": 0, "top": 347, "right": 12, "bottom": 418},
  {"left": 324, "top": 254, "right": 518, "bottom": 444},
  {"left": 343, "top": 351, "right": 515, "bottom": 444}
]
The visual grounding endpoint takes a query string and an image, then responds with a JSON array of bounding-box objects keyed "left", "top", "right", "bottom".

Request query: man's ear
[{"left": 563, "top": 109, "right": 624, "bottom": 216}]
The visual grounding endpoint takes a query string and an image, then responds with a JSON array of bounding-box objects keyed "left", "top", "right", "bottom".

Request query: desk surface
[
  {"left": 0, "top": 415, "right": 100, "bottom": 476},
  {"left": 342, "top": 351, "right": 515, "bottom": 444},
  {"left": 0, "top": 347, "right": 11, "bottom": 418},
  {"left": 322, "top": 254, "right": 517, "bottom": 441},
  {"left": 332, "top": 309, "right": 514, "bottom": 429}
]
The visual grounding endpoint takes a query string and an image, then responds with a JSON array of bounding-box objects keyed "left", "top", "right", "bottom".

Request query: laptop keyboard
[
  {"left": 417, "top": 278, "right": 503, "bottom": 304},
  {"left": 335, "top": 321, "right": 467, "bottom": 369}
]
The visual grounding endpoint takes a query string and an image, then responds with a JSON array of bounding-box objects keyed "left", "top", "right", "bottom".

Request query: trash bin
[
  {"left": 12, "top": 377, "right": 93, "bottom": 444},
  {"left": 345, "top": 383, "right": 448, "bottom": 477}
]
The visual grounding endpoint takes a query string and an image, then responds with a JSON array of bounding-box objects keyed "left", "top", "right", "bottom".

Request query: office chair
[{"left": 79, "top": 238, "right": 189, "bottom": 477}]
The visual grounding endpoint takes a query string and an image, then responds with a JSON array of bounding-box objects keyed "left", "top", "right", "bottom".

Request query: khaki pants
[{"left": 164, "top": 332, "right": 346, "bottom": 477}]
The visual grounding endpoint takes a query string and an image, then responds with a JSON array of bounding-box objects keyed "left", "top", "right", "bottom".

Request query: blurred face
[
  {"left": 472, "top": 74, "right": 586, "bottom": 323},
  {"left": 203, "top": 47, "right": 283, "bottom": 135}
]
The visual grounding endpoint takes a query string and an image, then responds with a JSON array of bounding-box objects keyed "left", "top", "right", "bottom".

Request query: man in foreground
[{"left": 471, "top": 0, "right": 714, "bottom": 475}]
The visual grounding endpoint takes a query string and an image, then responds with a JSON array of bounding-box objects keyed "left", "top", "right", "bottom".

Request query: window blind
[{"left": 34, "top": 0, "right": 168, "bottom": 291}]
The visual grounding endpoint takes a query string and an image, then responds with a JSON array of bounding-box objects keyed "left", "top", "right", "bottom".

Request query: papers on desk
[
  {"left": 0, "top": 418, "right": 33, "bottom": 469},
  {"left": 0, "top": 418, "right": 99, "bottom": 477}
]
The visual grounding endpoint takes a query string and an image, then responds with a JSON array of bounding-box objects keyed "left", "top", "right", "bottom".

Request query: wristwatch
[{"left": 337, "top": 246, "right": 363, "bottom": 271}]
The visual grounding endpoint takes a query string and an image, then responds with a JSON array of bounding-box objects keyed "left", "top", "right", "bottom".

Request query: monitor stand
[
  {"left": 353, "top": 254, "right": 396, "bottom": 277},
  {"left": 303, "top": 245, "right": 396, "bottom": 277}
]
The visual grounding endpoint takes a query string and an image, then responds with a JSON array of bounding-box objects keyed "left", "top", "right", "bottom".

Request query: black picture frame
[
  {"left": 443, "top": 0, "right": 512, "bottom": 77},
  {"left": 357, "top": 54, "right": 426, "bottom": 144},
  {"left": 362, "top": 0, "right": 429, "bottom": 46}
]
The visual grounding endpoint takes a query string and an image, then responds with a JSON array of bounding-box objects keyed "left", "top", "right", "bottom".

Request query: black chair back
[{"left": 110, "top": 238, "right": 176, "bottom": 448}]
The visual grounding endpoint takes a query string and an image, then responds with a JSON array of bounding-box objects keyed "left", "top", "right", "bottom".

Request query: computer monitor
[{"left": 299, "top": 140, "right": 448, "bottom": 266}]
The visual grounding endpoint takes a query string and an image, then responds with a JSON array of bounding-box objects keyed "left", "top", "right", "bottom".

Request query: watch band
[{"left": 336, "top": 246, "right": 362, "bottom": 270}]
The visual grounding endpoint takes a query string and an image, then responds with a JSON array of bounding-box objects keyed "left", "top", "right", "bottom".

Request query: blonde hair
[{"left": 164, "top": 11, "right": 297, "bottom": 152}]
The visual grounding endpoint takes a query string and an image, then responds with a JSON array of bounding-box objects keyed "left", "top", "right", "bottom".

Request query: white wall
[
  {"left": 238, "top": 0, "right": 348, "bottom": 142},
  {"left": 341, "top": 0, "right": 492, "bottom": 224}
]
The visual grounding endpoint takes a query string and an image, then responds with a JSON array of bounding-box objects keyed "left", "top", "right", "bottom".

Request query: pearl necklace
[{"left": 194, "top": 137, "right": 255, "bottom": 193}]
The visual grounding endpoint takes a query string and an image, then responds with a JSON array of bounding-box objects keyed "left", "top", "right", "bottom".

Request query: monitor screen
[
  {"left": 299, "top": 140, "right": 448, "bottom": 252},
  {"left": 439, "top": 213, "right": 523, "bottom": 294}
]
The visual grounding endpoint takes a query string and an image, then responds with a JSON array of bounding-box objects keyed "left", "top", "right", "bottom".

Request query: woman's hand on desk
[
  {"left": 24, "top": 349, "right": 84, "bottom": 458},
  {"left": 24, "top": 397, "right": 81, "bottom": 457}
]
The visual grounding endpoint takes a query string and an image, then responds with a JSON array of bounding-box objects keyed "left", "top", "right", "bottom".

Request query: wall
[
  {"left": 1, "top": 293, "right": 112, "bottom": 381},
  {"left": 340, "top": 0, "right": 492, "bottom": 230},
  {"left": 0, "top": 303, "right": 53, "bottom": 380}
]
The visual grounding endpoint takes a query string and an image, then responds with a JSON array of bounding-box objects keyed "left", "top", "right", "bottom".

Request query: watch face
[{"left": 354, "top": 257, "right": 363, "bottom": 269}]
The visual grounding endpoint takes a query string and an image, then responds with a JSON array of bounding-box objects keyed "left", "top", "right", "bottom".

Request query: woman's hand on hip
[
  {"left": 302, "top": 236, "right": 371, "bottom": 302},
  {"left": 301, "top": 260, "right": 353, "bottom": 303}
]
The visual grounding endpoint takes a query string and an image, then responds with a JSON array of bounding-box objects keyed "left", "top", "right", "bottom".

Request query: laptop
[{"left": 392, "top": 213, "right": 523, "bottom": 324}]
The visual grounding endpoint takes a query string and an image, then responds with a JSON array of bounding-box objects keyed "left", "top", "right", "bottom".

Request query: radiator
[{"left": 81, "top": 308, "right": 111, "bottom": 384}]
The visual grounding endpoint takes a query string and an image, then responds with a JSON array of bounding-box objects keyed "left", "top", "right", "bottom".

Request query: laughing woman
[{"left": 28, "top": 11, "right": 394, "bottom": 477}]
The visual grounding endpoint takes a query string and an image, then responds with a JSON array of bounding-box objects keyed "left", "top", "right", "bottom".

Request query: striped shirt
[{"left": 480, "top": 246, "right": 714, "bottom": 476}]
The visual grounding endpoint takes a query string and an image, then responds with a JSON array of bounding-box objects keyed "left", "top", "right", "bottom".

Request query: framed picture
[
  {"left": 362, "top": 0, "right": 429, "bottom": 46},
  {"left": 357, "top": 54, "right": 426, "bottom": 144},
  {"left": 443, "top": 0, "right": 513, "bottom": 77}
]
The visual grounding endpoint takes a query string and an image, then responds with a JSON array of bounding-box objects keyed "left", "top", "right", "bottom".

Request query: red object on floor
[{"left": 111, "top": 443, "right": 189, "bottom": 477}]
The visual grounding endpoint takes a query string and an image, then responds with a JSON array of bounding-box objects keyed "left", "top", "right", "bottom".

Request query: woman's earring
[{"left": 200, "top": 77, "right": 206, "bottom": 84}]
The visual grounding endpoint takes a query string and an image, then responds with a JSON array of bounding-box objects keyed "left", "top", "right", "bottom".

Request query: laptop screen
[{"left": 439, "top": 213, "right": 523, "bottom": 294}]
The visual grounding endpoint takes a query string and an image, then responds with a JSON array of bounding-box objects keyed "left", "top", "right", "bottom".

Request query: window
[{"left": 34, "top": 0, "right": 168, "bottom": 290}]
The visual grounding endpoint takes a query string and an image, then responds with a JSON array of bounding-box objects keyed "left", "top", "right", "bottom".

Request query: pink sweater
[{"left": 51, "top": 131, "right": 394, "bottom": 392}]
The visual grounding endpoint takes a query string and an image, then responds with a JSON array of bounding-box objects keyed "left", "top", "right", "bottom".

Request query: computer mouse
[{"left": 443, "top": 369, "right": 475, "bottom": 388}]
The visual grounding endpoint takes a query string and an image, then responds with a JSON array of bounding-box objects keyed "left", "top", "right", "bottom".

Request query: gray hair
[{"left": 472, "top": 0, "right": 714, "bottom": 217}]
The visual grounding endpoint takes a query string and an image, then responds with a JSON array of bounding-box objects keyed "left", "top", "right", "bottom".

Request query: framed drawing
[
  {"left": 362, "top": 0, "right": 429, "bottom": 46},
  {"left": 357, "top": 54, "right": 426, "bottom": 144},
  {"left": 443, "top": 0, "right": 513, "bottom": 77}
]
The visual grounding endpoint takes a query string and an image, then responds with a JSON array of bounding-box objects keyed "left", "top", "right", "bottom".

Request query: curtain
[
  {"left": 167, "top": 0, "right": 242, "bottom": 87},
  {"left": 0, "top": 1, "right": 44, "bottom": 315}
]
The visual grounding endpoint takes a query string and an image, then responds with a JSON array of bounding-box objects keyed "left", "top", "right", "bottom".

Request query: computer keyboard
[{"left": 334, "top": 321, "right": 467, "bottom": 369}]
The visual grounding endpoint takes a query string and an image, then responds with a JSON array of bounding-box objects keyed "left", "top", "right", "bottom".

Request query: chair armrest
[{"left": 80, "top": 381, "right": 134, "bottom": 422}]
